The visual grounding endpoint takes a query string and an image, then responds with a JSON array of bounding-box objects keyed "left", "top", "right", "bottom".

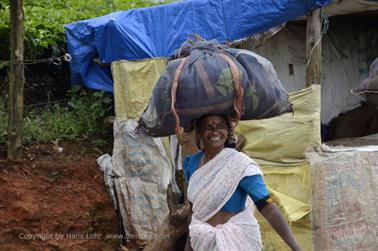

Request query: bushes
[
  {"left": 0, "top": 1, "right": 168, "bottom": 144},
  {"left": 0, "top": 87, "right": 113, "bottom": 144}
]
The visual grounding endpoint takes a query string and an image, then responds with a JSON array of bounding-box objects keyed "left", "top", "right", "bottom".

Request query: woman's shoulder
[
  {"left": 183, "top": 151, "right": 203, "bottom": 181},
  {"left": 183, "top": 151, "right": 203, "bottom": 170},
  {"left": 226, "top": 148, "right": 259, "bottom": 166},
  {"left": 226, "top": 148, "right": 252, "bottom": 159},
  {"left": 184, "top": 151, "right": 203, "bottom": 161}
]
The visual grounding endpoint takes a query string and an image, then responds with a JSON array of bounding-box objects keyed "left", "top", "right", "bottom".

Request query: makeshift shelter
[{"left": 306, "top": 142, "right": 378, "bottom": 250}]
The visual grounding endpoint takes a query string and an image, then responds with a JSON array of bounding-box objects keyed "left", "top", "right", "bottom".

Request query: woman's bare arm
[{"left": 259, "top": 203, "right": 302, "bottom": 251}]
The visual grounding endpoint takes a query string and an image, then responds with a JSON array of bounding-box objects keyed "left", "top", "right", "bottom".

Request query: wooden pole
[
  {"left": 7, "top": 0, "right": 25, "bottom": 160},
  {"left": 306, "top": 8, "right": 322, "bottom": 87}
]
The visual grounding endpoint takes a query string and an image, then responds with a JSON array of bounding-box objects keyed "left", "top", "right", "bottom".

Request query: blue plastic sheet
[{"left": 65, "top": 0, "right": 332, "bottom": 92}]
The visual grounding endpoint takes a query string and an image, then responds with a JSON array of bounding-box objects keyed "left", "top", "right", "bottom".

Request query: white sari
[{"left": 187, "top": 148, "right": 263, "bottom": 251}]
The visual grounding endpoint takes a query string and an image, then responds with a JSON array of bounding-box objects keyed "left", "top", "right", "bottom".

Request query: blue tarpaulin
[{"left": 65, "top": 0, "right": 332, "bottom": 92}]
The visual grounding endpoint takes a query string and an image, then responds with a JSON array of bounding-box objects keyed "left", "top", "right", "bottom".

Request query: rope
[
  {"left": 219, "top": 54, "right": 244, "bottom": 126},
  {"left": 0, "top": 99, "right": 70, "bottom": 110},
  {"left": 0, "top": 53, "right": 72, "bottom": 66},
  {"left": 306, "top": 10, "right": 329, "bottom": 68},
  {"left": 171, "top": 58, "right": 188, "bottom": 136},
  {"left": 24, "top": 99, "right": 69, "bottom": 108}
]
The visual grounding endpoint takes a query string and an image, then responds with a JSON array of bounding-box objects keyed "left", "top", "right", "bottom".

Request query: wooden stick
[{"left": 306, "top": 8, "right": 322, "bottom": 87}]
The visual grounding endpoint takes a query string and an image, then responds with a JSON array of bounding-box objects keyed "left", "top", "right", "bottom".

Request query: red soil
[{"left": 0, "top": 141, "right": 120, "bottom": 251}]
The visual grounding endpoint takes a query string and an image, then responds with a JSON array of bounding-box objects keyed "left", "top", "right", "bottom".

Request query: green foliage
[
  {"left": 0, "top": 87, "right": 113, "bottom": 144},
  {"left": 0, "top": 0, "right": 165, "bottom": 59}
]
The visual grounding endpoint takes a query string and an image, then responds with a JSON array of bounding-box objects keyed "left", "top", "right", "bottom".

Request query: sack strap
[
  {"left": 196, "top": 61, "right": 215, "bottom": 98},
  {"left": 220, "top": 53, "right": 244, "bottom": 124},
  {"left": 171, "top": 58, "right": 187, "bottom": 135}
]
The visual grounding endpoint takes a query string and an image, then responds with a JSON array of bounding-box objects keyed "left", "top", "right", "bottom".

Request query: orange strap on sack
[
  {"left": 171, "top": 58, "right": 187, "bottom": 135},
  {"left": 220, "top": 53, "right": 244, "bottom": 126}
]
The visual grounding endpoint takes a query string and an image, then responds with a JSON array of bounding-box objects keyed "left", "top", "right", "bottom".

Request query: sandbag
[
  {"left": 139, "top": 40, "right": 292, "bottom": 137},
  {"left": 352, "top": 57, "right": 378, "bottom": 105},
  {"left": 306, "top": 144, "right": 378, "bottom": 251},
  {"left": 110, "top": 119, "right": 173, "bottom": 246}
]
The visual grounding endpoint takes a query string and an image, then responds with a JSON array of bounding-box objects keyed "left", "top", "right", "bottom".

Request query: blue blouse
[{"left": 183, "top": 151, "right": 271, "bottom": 212}]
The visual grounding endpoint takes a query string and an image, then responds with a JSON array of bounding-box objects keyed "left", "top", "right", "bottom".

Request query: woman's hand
[{"left": 259, "top": 203, "right": 302, "bottom": 251}]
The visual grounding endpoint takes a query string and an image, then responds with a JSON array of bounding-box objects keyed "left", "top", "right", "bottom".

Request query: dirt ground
[{"left": 0, "top": 141, "right": 121, "bottom": 251}]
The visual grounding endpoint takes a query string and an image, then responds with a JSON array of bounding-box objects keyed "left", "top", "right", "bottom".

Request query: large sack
[
  {"left": 110, "top": 119, "right": 174, "bottom": 246},
  {"left": 139, "top": 41, "right": 292, "bottom": 137},
  {"left": 306, "top": 144, "right": 378, "bottom": 251},
  {"left": 352, "top": 57, "right": 378, "bottom": 105}
]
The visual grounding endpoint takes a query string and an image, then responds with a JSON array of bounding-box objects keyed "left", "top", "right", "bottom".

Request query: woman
[{"left": 183, "top": 115, "right": 302, "bottom": 251}]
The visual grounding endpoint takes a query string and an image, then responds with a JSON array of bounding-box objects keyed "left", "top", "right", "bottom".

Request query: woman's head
[{"left": 195, "top": 115, "right": 236, "bottom": 152}]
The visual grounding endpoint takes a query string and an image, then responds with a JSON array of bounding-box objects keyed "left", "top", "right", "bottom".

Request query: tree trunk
[
  {"left": 306, "top": 8, "right": 322, "bottom": 87},
  {"left": 7, "top": 0, "right": 25, "bottom": 160}
]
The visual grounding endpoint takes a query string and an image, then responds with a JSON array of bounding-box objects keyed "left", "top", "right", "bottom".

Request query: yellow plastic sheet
[
  {"left": 236, "top": 86, "right": 321, "bottom": 251},
  {"left": 111, "top": 58, "right": 167, "bottom": 120},
  {"left": 261, "top": 164, "right": 311, "bottom": 211},
  {"left": 256, "top": 163, "right": 312, "bottom": 251},
  {"left": 236, "top": 85, "right": 321, "bottom": 165},
  {"left": 256, "top": 211, "right": 312, "bottom": 251},
  {"left": 111, "top": 58, "right": 172, "bottom": 159}
]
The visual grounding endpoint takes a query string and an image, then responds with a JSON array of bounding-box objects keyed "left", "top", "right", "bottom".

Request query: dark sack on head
[{"left": 139, "top": 41, "right": 292, "bottom": 137}]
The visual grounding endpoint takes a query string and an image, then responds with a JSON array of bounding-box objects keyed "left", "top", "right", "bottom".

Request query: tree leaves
[{"left": 0, "top": 0, "right": 164, "bottom": 59}]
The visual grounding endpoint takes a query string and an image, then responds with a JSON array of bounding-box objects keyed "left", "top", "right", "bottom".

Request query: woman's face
[{"left": 198, "top": 115, "right": 228, "bottom": 152}]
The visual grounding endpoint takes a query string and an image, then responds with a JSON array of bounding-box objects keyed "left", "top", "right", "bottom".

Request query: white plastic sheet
[{"left": 98, "top": 119, "right": 175, "bottom": 246}]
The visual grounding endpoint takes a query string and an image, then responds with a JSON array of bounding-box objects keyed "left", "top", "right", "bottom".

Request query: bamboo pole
[
  {"left": 7, "top": 0, "right": 25, "bottom": 160},
  {"left": 306, "top": 8, "right": 322, "bottom": 87}
]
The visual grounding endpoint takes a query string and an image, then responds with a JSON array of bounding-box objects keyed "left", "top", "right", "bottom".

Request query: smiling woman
[{"left": 183, "top": 114, "right": 302, "bottom": 251}]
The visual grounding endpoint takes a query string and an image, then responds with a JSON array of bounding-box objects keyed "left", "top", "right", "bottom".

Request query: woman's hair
[{"left": 194, "top": 114, "right": 237, "bottom": 149}]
